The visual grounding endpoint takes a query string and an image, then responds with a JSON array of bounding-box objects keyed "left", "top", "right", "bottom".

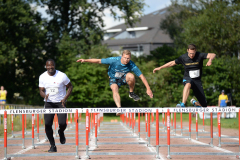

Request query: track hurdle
[{"left": 1, "top": 107, "right": 240, "bottom": 159}]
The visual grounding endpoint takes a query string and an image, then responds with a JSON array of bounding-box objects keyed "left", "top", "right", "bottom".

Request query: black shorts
[
  {"left": 182, "top": 77, "right": 207, "bottom": 107},
  {"left": 109, "top": 74, "right": 127, "bottom": 88}
]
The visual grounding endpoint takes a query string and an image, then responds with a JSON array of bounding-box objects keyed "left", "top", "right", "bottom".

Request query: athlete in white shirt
[{"left": 39, "top": 59, "right": 73, "bottom": 153}]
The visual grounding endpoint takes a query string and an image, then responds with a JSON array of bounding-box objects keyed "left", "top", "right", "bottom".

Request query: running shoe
[
  {"left": 176, "top": 101, "right": 185, "bottom": 107},
  {"left": 129, "top": 92, "right": 140, "bottom": 101},
  {"left": 48, "top": 145, "right": 57, "bottom": 153},
  {"left": 58, "top": 130, "right": 66, "bottom": 144},
  {"left": 190, "top": 98, "right": 201, "bottom": 107}
]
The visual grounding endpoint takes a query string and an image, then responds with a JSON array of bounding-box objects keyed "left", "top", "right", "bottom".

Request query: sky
[{"left": 36, "top": 0, "right": 171, "bottom": 29}]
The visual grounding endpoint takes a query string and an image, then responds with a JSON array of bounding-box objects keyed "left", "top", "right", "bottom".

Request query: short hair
[
  {"left": 46, "top": 59, "right": 55, "bottom": 65},
  {"left": 188, "top": 44, "right": 197, "bottom": 50},
  {"left": 122, "top": 50, "right": 131, "bottom": 56}
]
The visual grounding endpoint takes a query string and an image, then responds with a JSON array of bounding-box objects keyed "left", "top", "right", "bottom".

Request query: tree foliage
[
  {"left": 161, "top": 0, "right": 240, "bottom": 56},
  {"left": 0, "top": 0, "right": 47, "bottom": 104}
]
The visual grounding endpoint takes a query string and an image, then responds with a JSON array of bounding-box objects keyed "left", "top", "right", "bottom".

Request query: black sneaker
[
  {"left": 58, "top": 130, "right": 66, "bottom": 144},
  {"left": 48, "top": 145, "right": 57, "bottom": 153},
  {"left": 129, "top": 92, "right": 140, "bottom": 101}
]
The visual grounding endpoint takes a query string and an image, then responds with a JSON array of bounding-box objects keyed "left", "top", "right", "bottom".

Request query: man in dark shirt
[{"left": 153, "top": 44, "right": 216, "bottom": 107}]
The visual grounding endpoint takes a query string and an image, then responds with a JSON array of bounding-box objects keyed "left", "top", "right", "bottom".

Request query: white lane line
[
  {"left": 123, "top": 123, "right": 165, "bottom": 160},
  {"left": 1, "top": 138, "right": 47, "bottom": 160},
  {"left": 175, "top": 133, "right": 237, "bottom": 159}
]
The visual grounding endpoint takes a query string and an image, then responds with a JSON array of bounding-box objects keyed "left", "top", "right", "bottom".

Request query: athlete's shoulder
[
  {"left": 39, "top": 71, "right": 48, "bottom": 78},
  {"left": 56, "top": 70, "right": 68, "bottom": 77}
]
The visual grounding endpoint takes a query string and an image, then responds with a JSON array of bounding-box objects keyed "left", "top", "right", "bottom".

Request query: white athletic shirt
[{"left": 39, "top": 70, "right": 70, "bottom": 102}]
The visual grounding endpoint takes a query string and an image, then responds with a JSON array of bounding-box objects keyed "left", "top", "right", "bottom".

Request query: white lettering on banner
[
  {"left": 4, "top": 117, "right": 7, "bottom": 130},
  {"left": 86, "top": 116, "right": 89, "bottom": 128},
  {"left": 167, "top": 114, "right": 170, "bottom": 128},
  {"left": 32, "top": 115, "right": 34, "bottom": 125},
  {"left": 1, "top": 107, "right": 238, "bottom": 115},
  {"left": 218, "top": 114, "right": 220, "bottom": 125}
]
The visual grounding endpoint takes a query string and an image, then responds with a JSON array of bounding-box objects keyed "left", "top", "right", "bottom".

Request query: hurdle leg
[
  {"left": 189, "top": 112, "right": 191, "bottom": 140},
  {"left": 138, "top": 112, "right": 140, "bottom": 140},
  {"left": 174, "top": 112, "right": 176, "bottom": 135},
  {"left": 181, "top": 112, "right": 183, "bottom": 135},
  {"left": 75, "top": 109, "right": 80, "bottom": 159},
  {"left": 22, "top": 114, "right": 26, "bottom": 149},
  {"left": 147, "top": 112, "right": 150, "bottom": 146},
  {"left": 4, "top": 111, "right": 9, "bottom": 160},
  {"left": 37, "top": 114, "right": 40, "bottom": 142},
  {"left": 95, "top": 113, "right": 98, "bottom": 147},
  {"left": 11, "top": 114, "right": 15, "bottom": 138},
  {"left": 167, "top": 109, "right": 171, "bottom": 159},
  {"left": 238, "top": 110, "right": 240, "bottom": 159},
  {"left": 156, "top": 109, "right": 160, "bottom": 159},
  {"left": 32, "top": 114, "right": 35, "bottom": 149},
  {"left": 218, "top": 112, "right": 221, "bottom": 147},
  {"left": 210, "top": 112, "right": 214, "bottom": 147},
  {"left": 85, "top": 109, "right": 90, "bottom": 159},
  {"left": 145, "top": 113, "right": 147, "bottom": 139},
  {"left": 196, "top": 112, "right": 199, "bottom": 141}
]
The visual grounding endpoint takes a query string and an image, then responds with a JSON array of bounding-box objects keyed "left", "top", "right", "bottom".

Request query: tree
[
  {"left": 0, "top": 0, "right": 47, "bottom": 104},
  {"left": 34, "top": 0, "right": 146, "bottom": 71},
  {"left": 160, "top": 0, "right": 240, "bottom": 56}
]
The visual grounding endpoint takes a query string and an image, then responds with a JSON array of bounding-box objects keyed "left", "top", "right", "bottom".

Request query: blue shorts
[
  {"left": 220, "top": 105, "right": 227, "bottom": 107},
  {"left": 0, "top": 100, "right": 6, "bottom": 102},
  {"left": 109, "top": 74, "right": 127, "bottom": 88}
]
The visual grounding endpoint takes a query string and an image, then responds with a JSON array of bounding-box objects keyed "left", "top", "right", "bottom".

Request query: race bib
[
  {"left": 46, "top": 87, "right": 59, "bottom": 95},
  {"left": 189, "top": 69, "right": 200, "bottom": 78},
  {"left": 115, "top": 72, "right": 125, "bottom": 78}
]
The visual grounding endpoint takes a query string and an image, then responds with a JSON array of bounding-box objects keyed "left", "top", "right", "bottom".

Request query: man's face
[
  {"left": 46, "top": 61, "right": 56, "bottom": 75},
  {"left": 1, "top": 86, "right": 3, "bottom": 90},
  {"left": 187, "top": 49, "right": 196, "bottom": 59},
  {"left": 222, "top": 92, "right": 225, "bottom": 95},
  {"left": 121, "top": 54, "right": 131, "bottom": 65}
]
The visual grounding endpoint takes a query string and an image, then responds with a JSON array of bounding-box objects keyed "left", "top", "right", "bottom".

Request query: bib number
[
  {"left": 115, "top": 72, "right": 125, "bottom": 78},
  {"left": 189, "top": 69, "right": 200, "bottom": 78},
  {"left": 46, "top": 87, "right": 59, "bottom": 95}
]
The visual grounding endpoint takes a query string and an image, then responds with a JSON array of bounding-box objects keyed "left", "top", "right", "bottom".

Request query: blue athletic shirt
[{"left": 101, "top": 56, "right": 142, "bottom": 79}]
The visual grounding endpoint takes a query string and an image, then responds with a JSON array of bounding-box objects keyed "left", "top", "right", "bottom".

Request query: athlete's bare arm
[
  {"left": 153, "top": 60, "right": 177, "bottom": 73},
  {"left": 61, "top": 82, "right": 73, "bottom": 107},
  {"left": 139, "top": 74, "right": 153, "bottom": 98},
  {"left": 76, "top": 59, "right": 101, "bottom": 64},
  {"left": 39, "top": 87, "right": 49, "bottom": 101},
  {"left": 206, "top": 53, "right": 216, "bottom": 66}
]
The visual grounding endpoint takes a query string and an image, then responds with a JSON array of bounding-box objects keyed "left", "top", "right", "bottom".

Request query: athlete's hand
[
  {"left": 45, "top": 94, "right": 49, "bottom": 101},
  {"left": 147, "top": 89, "right": 153, "bottom": 98},
  {"left": 153, "top": 67, "right": 161, "bottom": 73},
  {"left": 76, "top": 59, "right": 85, "bottom": 63},
  {"left": 61, "top": 99, "right": 66, "bottom": 108},
  {"left": 206, "top": 59, "right": 212, "bottom": 66}
]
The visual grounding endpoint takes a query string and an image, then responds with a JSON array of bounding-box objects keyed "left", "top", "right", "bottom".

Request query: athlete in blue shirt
[{"left": 77, "top": 50, "right": 153, "bottom": 115}]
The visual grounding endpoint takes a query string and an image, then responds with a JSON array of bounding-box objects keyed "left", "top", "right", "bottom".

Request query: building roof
[{"left": 103, "top": 8, "right": 173, "bottom": 46}]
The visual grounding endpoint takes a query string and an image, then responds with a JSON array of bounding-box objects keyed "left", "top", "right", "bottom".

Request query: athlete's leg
[
  {"left": 182, "top": 83, "right": 191, "bottom": 104},
  {"left": 57, "top": 113, "right": 67, "bottom": 132},
  {"left": 44, "top": 113, "right": 55, "bottom": 146},
  {"left": 57, "top": 103, "right": 67, "bottom": 144},
  {"left": 111, "top": 84, "right": 121, "bottom": 108},
  {"left": 126, "top": 73, "right": 135, "bottom": 92},
  {"left": 192, "top": 80, "right": 207, "bottom": 107}
]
